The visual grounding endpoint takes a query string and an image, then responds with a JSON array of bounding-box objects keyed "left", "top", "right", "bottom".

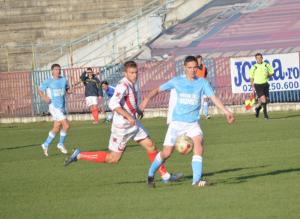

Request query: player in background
[
  {"left": 39, "top": 64, "right": 71, "bottom": 157},
  {"left": 101, "top": 80, "right": 115, "bottom": 99},
  {"left": 65, "top": 61, "right": 183, "bottom": 183},
  {"left": 101, "top": 80, "right": 115, "bottom": 122},
  {"left": 196, "top": 55, "right": 210, "bottom": 119},
  {"left": 249, "top": 53, "right": 274, "bottom": 119},
  {"left": 80, "top": 68, "right": 103, "bottom": 124},
  {"left": 140, "top": 56, "right": 235, "bottom": 188}
]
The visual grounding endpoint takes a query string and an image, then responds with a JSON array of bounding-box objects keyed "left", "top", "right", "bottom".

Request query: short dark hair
[
  {"left": 101, "top": 80, "right": 109, "bottom": 86},
  {"left": 124, "top": 60, "right": 137, "bottom": 71},
  {"left": 195, "top": 55, "right": 202, "bottom": 59},
  {"left": 184, "top": 56, "right": 198, "bottom": 65},
  {"left": 255, "top": 53, "right": 263, "bottom": 57},
  {"left": 51, "top": 63, "right": 61, "bottom": 70},
  {"left": 86, "top": 67, "right": 93, "bottom": 72}
]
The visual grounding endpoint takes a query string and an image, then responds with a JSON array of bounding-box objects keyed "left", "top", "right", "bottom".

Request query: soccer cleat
[
  {"left": 147, "top": 176, "right": 155, "bottom": 188},
  {"left": 264, "top": 115, "right": 269, "bottom": 120},
  {"left": 41, "top": 144, "right": 48, "bottom": 157},
  {"left": 64, "top": 148, "right": 80, "bottom": 166},
  {"left": 162, "top": 172, "right": 184, "bottom": 183},
  {"left": 193, "top": 180, "right": 208, "bottom": 187},
  {"left": 205, "top": 115, "right": 211, "bottom": 119},
  {"left": 57, "top": 143, "right": 68, "bottom": 154}
]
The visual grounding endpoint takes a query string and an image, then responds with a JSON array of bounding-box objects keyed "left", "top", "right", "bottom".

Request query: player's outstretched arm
[
  {"left": 210, "top": 95, "right": 235, "bottom": 124},
  {"left": 139, "top": 87, "right": 160, "bottom": 111}
]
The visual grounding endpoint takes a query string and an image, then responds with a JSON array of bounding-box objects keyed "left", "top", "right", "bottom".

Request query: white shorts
[
  {"left": 108, "top": 121, "right": 149, "bottom": 152},
  {"left": 164, "top": 121, "right": 203, "bottom": 146},
  {"left": 49, "top": 104, "right": 66, "bottom": 121},
  {"left": 85, "top": 96, "right": 98, "bottom": 107}
]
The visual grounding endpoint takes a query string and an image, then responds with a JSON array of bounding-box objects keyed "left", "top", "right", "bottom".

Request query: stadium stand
[
  {"left": 0, "top": 0, "right": 156, "bottom": 72},
  {"left": 150, "top": 0, "right": 300, "bottom": 56}
]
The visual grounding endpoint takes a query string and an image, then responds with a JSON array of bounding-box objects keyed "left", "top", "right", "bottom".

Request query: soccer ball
[{"left": 175, "top": 135, "right": 194, "bottom": 155}]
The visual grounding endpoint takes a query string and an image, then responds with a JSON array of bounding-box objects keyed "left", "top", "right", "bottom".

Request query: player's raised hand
[
  {"left": 225, "top": 111, "right": 235, "bottom": 124},
  {"left": 136, "top": 108, "right": 144, "bottom": 120}
]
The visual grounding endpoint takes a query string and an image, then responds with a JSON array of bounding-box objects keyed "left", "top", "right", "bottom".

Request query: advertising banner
[{"left": 230, "top": 53, "right": 300, "bottom": 93}]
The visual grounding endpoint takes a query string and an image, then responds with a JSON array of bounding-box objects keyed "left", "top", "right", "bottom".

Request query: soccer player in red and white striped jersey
[{"left": 65, "top": 61, "right": 182, "bottom": 183}]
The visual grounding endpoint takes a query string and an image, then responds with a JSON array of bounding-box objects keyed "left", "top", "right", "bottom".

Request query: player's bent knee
[
  {"left": 260, "top": 96, "right": 266, "bottom": 103},
  {"left": 61, "top": 121, "right": 70, "bottom": 131},
  {"left": 52, "top": 126, "right": 60, "bottom": 133},
  {"left": 109, "top": 159, "right": 120, "bottom": 164},
  {"left": 106, "top": 152, "right": 122, "bottom": 164},
  {"left": 64, "top": 124, "right": 70, "bottom": 131},
  {"left": 108, "top": 157, "right": 120, "bottom": 164},
  {"left": 146, "top": 143, "right": 156, "bottom": 152}
]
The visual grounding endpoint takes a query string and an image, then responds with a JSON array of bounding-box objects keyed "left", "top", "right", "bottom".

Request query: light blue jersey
[
  {"left": 160, "top": 76, "right": 214, "bottom": 123},
  {"left": 39, "top": 76, "right": 69, "bottom": 110}
]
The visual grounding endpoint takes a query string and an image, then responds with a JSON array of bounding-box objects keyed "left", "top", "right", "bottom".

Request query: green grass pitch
[{"left": 0, "top": 112, "right": 300, "bottom": 219}]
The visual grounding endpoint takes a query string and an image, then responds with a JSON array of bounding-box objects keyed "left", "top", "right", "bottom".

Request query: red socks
[
  {"left": 147, "top": 151, "right": 168, "bottom": 176},
  {"left": 91, "top": 107, "right": 99, "bottom": 123},
  {"left": 79, "top": 151, "right": 108, "bottom": 163}
]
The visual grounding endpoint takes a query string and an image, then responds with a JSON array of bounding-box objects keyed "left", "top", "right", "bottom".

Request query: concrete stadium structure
[{"left": 0, "top": 0, "right": 156, "bottom": 72}]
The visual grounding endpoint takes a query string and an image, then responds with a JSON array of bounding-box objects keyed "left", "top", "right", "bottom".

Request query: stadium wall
[
  {"left": 1, "top": 103, "right": 300, "bottom": 123},
  {"left": 0, "top": 52, "right": 299, "bottom": 119}
]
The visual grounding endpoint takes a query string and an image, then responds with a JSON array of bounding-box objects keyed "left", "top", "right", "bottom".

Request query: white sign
[{"left": 230, "top": 53, "right": 300, "bottom": 93}]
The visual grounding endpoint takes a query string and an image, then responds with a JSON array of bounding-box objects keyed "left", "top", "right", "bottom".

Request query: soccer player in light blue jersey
[
  {"left": 140, "top": 56, "right": 235, "bottom": 188},
  {"left": 38, "top": 64, "right": 71, "bottom": 157}
]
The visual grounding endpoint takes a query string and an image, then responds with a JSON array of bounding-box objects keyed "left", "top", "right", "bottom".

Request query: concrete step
[
  {"left": 1, "top": 0, "right": 147, "bottom": 12},
  {"left": 0, "top": 7, "right": 132, "bottom": 24},
  {"left": 0, "top": 16, "right": 113, "bottom": 32},
  {"left": 0, "top": 0, "right": 156, "bottom": 72},
  {"left": 0, "top": 2, "right": 136, "bottom": 17}
]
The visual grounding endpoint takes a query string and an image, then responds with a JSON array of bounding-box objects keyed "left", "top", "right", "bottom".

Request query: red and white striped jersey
[{"left": 109, "top": 77, "right": 138, "bottom": 128}]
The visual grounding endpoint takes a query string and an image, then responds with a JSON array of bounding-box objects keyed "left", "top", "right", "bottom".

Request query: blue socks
[
  {"left": 59, "top": 130, "right": 67, "bottom": 145},
  {"left": 43, "top": 131, "right": 55, "bottom": 148},
  {"left": 43, "top": 130, "right": 67, "bottom": 148},
  {"left": 148, "top": 152, "right": 163, "bottom": 177},
  {"left": 203, "top": 101, "right": 209, "bottom": 117},
  {"left": 192, "top": 155, "right": 203, "bottom": 185}
]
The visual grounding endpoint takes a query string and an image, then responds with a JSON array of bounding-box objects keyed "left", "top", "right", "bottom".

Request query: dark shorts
[{"left": 254, "top": 83, "right": 269, "bottom": 98}]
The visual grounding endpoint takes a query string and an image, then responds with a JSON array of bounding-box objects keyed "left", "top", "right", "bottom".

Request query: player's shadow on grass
[
  {"left": 223, "top": 167, "right": 300, "bottom": 184},
  {"left": 115, "top": 179, "right": 184, "bottom": 188},
  {"left": 182, "top": 165, "right": 268, "bottom": 181},
  {"left": 0, "top": 143, "right": 40, "bottom": 151},
  {"left": 270, "top": 114, "right": 300, "bottom": 120},
  {"left": 115, "top": 180, "right": 148, "bottom": 185}
]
